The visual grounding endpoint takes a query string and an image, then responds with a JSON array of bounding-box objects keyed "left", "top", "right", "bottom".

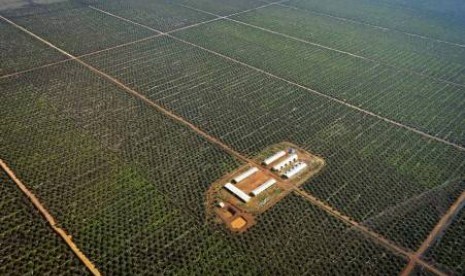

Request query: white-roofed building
[
  {"left": 224, "top": 183, "right": 251, "bottom": 203},
  {"left": 272, "top": 153, "right": 298, "bottom": 171},
  {"left": 282, "top": 162, "right": 308, "bottom": 179},
  {"left": 262, "top": 151, "right": 286, "bottom": 166},
  {"left": 232, "top": 167, "right": 259, "bottom": 184},
  {"left": 251, "top": 178, "right": 277, "bottom": 197}
]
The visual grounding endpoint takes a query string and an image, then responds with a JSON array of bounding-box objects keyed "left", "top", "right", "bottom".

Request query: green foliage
[
  {"left": 175, "top": 20, "right": 465, "bottom": 146},
  {"left": 0, "top": 169, "right": 89, "bottom": 275},
  {"left": 287, "top": 0, "right": 465, "bottom": 45},
  {"left": 364, "top": 180, "right": 465, "bottom": 251},
  {"left": 424, "top": 206, "right": 465, "bottom": 275},
  {"left": 0, "top": 20, "right": 65, "bottom": 75},
  {"left": 1, "top": 0, "right": 465, "bottom": 274},
  {"left": 233, "top": 5, "right": 465, "bottom": 84},
  {"left": 175, "top": 0, "right": 263, "bottom": 16},
  {"left": 91, "top": 0, "right": 215, "bottom": 32},
  {"left": 0, "top": 62, "right": 245, "bottom": 274},
  {"left": 1, "top": 2, "right": 154, "bottom": 55},
  {"left": 84, "top": 36, "right": 465, "bottom": 221}
]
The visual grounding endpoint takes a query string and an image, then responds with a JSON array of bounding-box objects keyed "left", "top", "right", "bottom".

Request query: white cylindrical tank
[
  {"left": 262, "top": 151, "right": 286, "bottom": 166},
  {"left": 282, "top": 162, "right": 308, "bottom": 179},
  {"left": 272, "top": 153, "right": 298, "bottom": 171},
  {"left": 232, "top": 167, "right": 259, "bottom": 183},
  {"left": 251, "top": 178, "right": 277, "bottom": 196}
]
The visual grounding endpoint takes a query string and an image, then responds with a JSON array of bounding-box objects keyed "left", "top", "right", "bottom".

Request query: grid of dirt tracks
[{"left": 1, "top": 0, "right": 465, "bottom": 275}]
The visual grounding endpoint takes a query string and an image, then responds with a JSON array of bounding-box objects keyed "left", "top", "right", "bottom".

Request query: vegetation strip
[
  {"left": 0, "top": 14, "right": 450, "bottom": 275},
  {"left": 169, "top": 34, "right": 465, "bottom": 152},
  {"left": 0, "top": 15, "right": 219, "bottom": 80},
  {"left": 177, "top": 3, "right": 465, "bottom": 89},
  {"left": 400, "top": 191, "right": 465, "bottom": 275},
  {"left": 0, "top": 58, "right": 72, "bottom": 80},
  {"left": 0, "top": 159, "right": 101, "bottom": 276},
  {"left": 0, "top": 34, "right": 161, "bottom": 80},
  {"left": 88, "top": 0, "right": 284, "bottom": 34},
  {"left": 276, "top": 3, "right": 465, "bottom": 49},
  {"left": 0, "top": 1, "right": 277, "bottom": 80},
  {"left": 294, "top": 188, "right": 447, "bottom": 276},
  {"left": 85, "top": 6, "right": 465, "bottom": 152}
]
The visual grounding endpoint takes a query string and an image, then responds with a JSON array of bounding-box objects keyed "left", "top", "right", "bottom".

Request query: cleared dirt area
[
  {"left": 230, "top": 216, "right": 247, "bottom": 229},
  {"left": 206, "top": 141, "right": 325, "bottom": 232}
]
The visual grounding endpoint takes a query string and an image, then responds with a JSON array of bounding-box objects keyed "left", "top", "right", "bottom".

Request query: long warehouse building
[
  {"left": 232, "top": 167, "right": 259, "bottom": 183},
  {"left": 262, "top": 151, "right": 286, "bottom": 166},
  {"left": 224, "top": 183, "right": 251, "bottom": 203},
  {"left": 282, "top": 162, "right": 308, "bottom": 179},
  {"left": 251, "top": 178, "right": 277, "bottom": 197},
  {"left": 272, "top": 154, "right": 298, "bottom": 171}
]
